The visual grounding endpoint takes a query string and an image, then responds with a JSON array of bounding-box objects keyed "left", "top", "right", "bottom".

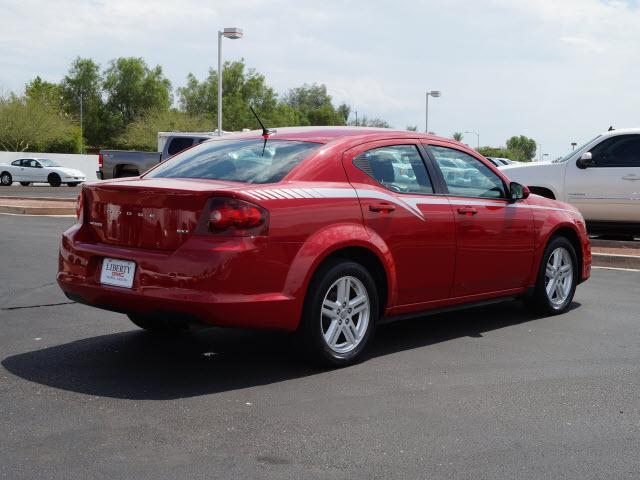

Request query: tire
[
  {"left": 67, "top": 182, "right": 79, "bottom": 187},
  {"left": 297, "top": 260, "right": 378, "bottom": 367},
  {"left": 127, "top": 313, "right": 188, "bottom": 334},
  {"left": 525, "top": 236, "right": 578, "bottom": 315},
  {"left": 0, "top": 172, "right": 12, "bottom": 186},
  {"left": 20, "top": 181, "right": 31, "bottom": 186},
  {"left": 48, "top": 173, "right": 61, "bottom": 187}
]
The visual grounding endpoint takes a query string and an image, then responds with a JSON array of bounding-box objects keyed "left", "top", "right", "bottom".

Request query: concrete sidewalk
[{"left": 0, "top": 197, "right": 75, "bottom": 215}]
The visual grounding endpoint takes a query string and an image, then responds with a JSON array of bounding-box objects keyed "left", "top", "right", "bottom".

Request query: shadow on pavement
[{"left": 1, "top": 300, "right": 580, "bottom": 400}]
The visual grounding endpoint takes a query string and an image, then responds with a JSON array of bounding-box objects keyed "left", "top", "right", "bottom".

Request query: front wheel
[
  {"left": 525, "top": 236, "right": 577, "bottom": 315},
  {"left": 48, "top": 173, "right": 61, "bottom": 187},
  {"left": 297, "top": 260, "right": 378, "bottom": 367},
  {"left": 67, "top": 182, "right": 79, "bottom": 187}
]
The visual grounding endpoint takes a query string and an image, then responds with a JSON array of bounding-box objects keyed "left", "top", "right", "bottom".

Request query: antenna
[{"left": 249, "top": 105, "right": 273, "bottom": 156}]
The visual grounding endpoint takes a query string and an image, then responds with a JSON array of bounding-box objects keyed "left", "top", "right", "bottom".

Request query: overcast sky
[{"left": 1, "top": 0, "right": 639, "bottom": 158}]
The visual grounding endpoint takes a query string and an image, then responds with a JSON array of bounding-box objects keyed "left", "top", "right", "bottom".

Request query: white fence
[{"left": 0, "top": 152, "right": 98, "bottom": 181}]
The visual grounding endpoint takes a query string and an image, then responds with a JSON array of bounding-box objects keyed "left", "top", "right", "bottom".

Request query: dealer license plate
[{"left": 100, "top": 258, "right": 136, "bottom": 288}]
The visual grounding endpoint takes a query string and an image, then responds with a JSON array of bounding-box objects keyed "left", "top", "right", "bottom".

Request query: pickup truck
[
  {"left": 96, "top": 132, "right": 216, "bottom": 179},
  {"left": 502, "top": 127, "right": 640, "bottom": 235}
]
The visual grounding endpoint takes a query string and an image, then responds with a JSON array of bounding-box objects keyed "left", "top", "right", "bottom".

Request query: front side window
[
  {"left": 429, "top": 146, "right": 506, "bottom": 198},
  {"left": 39, "top": 159, "right": 60, "bottom": 167},
  {"left": 353, "top": 145, "right": 433, "bottom": 194},
  {"left": 590, "top": 135, "right": 640, "bottom": 167},
  {"left": 146, "top": 139, "right": 320, "bottom": 184}
]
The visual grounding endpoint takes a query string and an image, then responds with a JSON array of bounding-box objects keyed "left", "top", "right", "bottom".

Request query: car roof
[{"left": 210, "top": 126, "right": 452, "bottom": 145}]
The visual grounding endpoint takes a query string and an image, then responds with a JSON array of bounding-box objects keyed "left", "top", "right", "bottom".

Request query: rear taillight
[
  {"left": 98, "top": 153, "right": 103, "bottom": 168},
  {"left": 75, "top": 191, "right": 84, "bottom": 224},
  {"left": 208, "top": 198, "right": 268, "bottom": 236}
]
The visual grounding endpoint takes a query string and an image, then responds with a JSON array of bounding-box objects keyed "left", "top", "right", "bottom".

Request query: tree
[
  {"left": 506, "top": 135, "right": 537, "bottom": 162},
  {"left": 118, "top": 108, "right": 212, "bottom": 151},
  {"left": 406, "top": 125, "right": 417, "bottom": 131},
  {"left": 103, "top": 57, "right": 172, "bottom": 132},
  {"left": 477, "top": 146, "right": 513, "bottom": 159},
  {"left": 0, "top": 94, "right": 79, "bottom": 152},
  {"left": 452, "top": 132, "right": 464, "bottom": 142},
  {"left": 177, "top": 60, "right": 282, "bottom": 130},
  {"left": 59, "top": 57, "right": 106, "bottom": 147},
  {"left": 283, "top": 83, "right": 347, "bottom": 126},
  {"left": 347, "top": 115, "right": 390, "bottom": 128},
  {"left": 25, "top": 76, "right": 62, "bottom": 111}
]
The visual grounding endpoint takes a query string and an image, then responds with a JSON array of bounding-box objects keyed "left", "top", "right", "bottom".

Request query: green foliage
[
  {"left": 283, "top": 84, "right": 348, "bottom": 126},
  {"left": 103, "top": 57, "right": 172, "bottom": 131},
  {"left": 477, "top": 146, "right": 514, "bottom": 159},
  {"left": 348, "top": 115, "right": 391, "bottom": 128},
  {"left": 452, "top": 132, "right": 464, "bottom": 142},
  {"left": 506, "top": 135, "right": 537, "bottom": 162},
  {"left": 0, "top": 95, "right": 79, "bottom": 152},
  {"left": 118, "top": 109, "right": 212, "bottom": 151},
  {"left": 7, "top": 57, "right": 390, "bottom": 153},
  {"left": 406, "top": 125, "right": 418, "bottom": 131}
]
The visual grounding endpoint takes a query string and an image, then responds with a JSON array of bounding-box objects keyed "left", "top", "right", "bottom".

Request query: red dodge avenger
[{"left": 58, "top": 127, "right": 591, "bottom": 366}]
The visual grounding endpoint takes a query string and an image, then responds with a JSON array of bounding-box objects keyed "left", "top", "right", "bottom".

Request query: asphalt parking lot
[{"left": 1, "top": 214, "right": 639, "bottom": 480}]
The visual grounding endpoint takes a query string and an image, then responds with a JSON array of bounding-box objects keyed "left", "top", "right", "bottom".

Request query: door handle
[
  {"left": 457, "top": 206, "right": 478, "bottom": 216},
  {"left": 369, "top": 203, "right": 396, "bottom": 213},
  {"left": 622, "top": 175, "right": 640, "bottom": 181}
]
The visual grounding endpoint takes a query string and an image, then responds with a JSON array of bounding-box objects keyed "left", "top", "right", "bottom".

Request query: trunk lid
[{"left": 84, "top": 178, "right": 240, "bottom": 250}]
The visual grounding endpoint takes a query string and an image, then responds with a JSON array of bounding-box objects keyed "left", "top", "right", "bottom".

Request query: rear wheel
[
  {"left": 48, "top": 173, "right": 61, "bottom": 187},
  {"left": 127, "top": 313, "right": 188, "bottom": 334},
  {"left": 525, "top": 236, "right": 577, "bottom": 315},
  {"left": 20, "top": 181, "right": 31, "bottom": 186},
  {"left": 297, "top": 260, "right": 378, "bottom": 367},
  {"left": 67, "top": 182, "right": 79, "bottom": 187},
  {"left": 1, "top": 172, "right": 12, "bottom": 186}
]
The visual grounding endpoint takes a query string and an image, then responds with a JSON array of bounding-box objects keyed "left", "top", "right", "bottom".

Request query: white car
[
  {"left": 486, "top": 157, "right": 513, "bottom": 167},
  {"left": 0, "top": 158, "right": 86, "bottom": 187},
  {"left": 502, "top": 128, "right": 640, "bottom": 234}
]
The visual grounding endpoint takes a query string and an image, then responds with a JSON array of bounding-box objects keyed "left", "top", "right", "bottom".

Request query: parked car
[
  {"left": 486, "top": 157, "right": 513, "bottom": 167},
  {"left": 0, "top": 158, "right": 86, "bottom": 187},
  {"left": 502, "top": 128, "right": 640, "bottom": 235},
  {"left": 58, "top": 127, "right": 591, "bottom": 366},
  {"left": 97, "top": 132, "right": 216, "bottom": 180}
]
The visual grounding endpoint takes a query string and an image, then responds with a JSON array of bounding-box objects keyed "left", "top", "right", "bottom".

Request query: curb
[
  {"left": 592, "top": 253, "right": 640, "bottom": 270},
  {"left": 0, "top": 205, "right": 76, "bottom": 215},
  {"left": 0, "top": 195, "right": 76, "bottom": 203}
]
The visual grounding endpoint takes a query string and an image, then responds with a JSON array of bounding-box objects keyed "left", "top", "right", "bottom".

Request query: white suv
[{"left": 501, "top": 128, "right": 640, "bottom": 234}]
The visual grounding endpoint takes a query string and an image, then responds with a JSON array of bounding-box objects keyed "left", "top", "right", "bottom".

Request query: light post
[
  {"left": 464, "top": 130, "right": 479, "bottom": 149},
  {"left": 78, "top": 91, "right": 83, "bottom": 154},
  {"left": 217, "top": 27, "right": 243, "bottom": 136},
  {"left": 571, "top": 142, "right": 577, "bottom": 151},
  {"left": 425, "top": 90, "right": 441, "bottom": 133}
]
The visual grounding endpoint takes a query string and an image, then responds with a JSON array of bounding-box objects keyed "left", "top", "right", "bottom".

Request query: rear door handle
[
  {"left": 457, "top": 206, "right": 478, "bottom": 216},
  {"left": 369, "top": 203, "right": 396, "bottom": 213}
]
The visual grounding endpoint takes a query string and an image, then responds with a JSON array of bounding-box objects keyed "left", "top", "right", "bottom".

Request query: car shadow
[{"left": 1, "top": 300, "right": 581, "bottom": 400}]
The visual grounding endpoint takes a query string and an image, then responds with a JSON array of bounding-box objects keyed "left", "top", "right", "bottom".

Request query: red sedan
[{"left": 58, "top": 128, "right": 591, "bottom": 366}]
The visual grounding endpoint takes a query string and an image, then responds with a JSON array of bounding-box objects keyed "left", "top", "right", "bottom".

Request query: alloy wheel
[
  {"left": 320, "top": 275, "right": 370, "bottom": 354},
  {"left": 545, "top": 247, "right": 574, "bottom": 308}
]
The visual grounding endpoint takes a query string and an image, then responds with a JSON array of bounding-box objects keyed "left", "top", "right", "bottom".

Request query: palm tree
[{"left": 452, "top": 132, "right": 464, "bottom": 142}]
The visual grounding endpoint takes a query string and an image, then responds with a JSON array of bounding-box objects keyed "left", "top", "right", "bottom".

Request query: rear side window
[
  {"left": 429, "top": 146, "right": 506, "bottom": 198},
  {"left": 590, "top": 135, "right": 640, "bottom": 167},
  {"left": 11, "top": 160, "right": 22, "bottom": 166},
  {"left": 146, "top": 139, "right": 320, "bottom": 184},
  {"left": 353, "top": 145, "right": 434, "bottom": 194},
  {"left": 167, "top": 137, "right": 195, "bottom": 156}
]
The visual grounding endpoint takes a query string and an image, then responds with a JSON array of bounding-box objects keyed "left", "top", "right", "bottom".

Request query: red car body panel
[{"left": 57, "top": 127, "right": 590, "bottom": 331}]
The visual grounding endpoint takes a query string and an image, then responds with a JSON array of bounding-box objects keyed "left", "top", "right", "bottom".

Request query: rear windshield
[{"left": 145, "top": 139, "right": 320, "bottom": 184}]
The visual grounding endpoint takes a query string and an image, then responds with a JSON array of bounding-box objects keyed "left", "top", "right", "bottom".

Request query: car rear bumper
[{"left": 57, "top": 224, "right": 303, "bottom": 331}]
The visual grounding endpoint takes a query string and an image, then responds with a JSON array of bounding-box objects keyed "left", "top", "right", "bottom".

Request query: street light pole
[
  {"left": 425, "top": 90, "right": 441, "bottom": 133},
  {"left": 464, "top": 131, "right": 479, "bottom": 149},
  {"left": 217, "top": 27, "right": 243, "bottom": 136},
  {"left": 79, "top": 92, "right": 83, "bottom": 154}
]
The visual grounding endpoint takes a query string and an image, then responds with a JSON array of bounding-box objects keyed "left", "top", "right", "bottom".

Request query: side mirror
[
  {"left": 509, "top": 182, "right": 530, "bottom": 202},
  {"left": 576, "top": 152, "right": 596, "bottom": 169}
]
